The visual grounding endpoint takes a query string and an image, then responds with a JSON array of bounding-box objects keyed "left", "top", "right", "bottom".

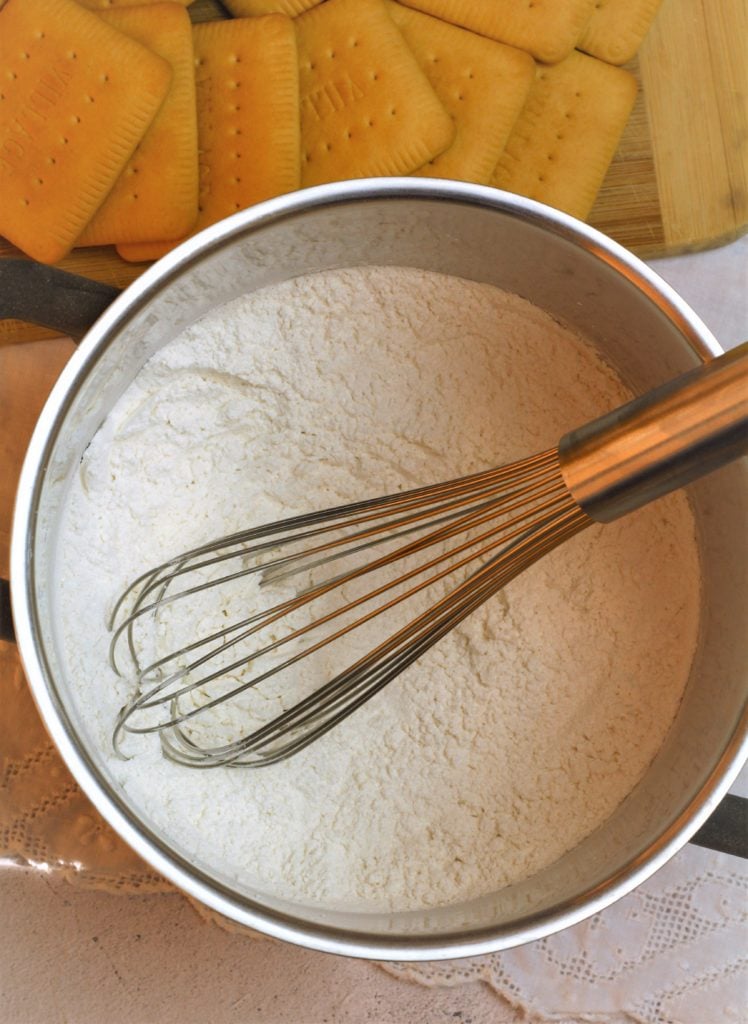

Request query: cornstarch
[{"left": 57, "top": 267, "right": 701, "bottom": 911}]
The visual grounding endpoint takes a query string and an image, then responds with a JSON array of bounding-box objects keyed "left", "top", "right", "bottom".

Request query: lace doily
[
  {"left": 382, "top": 843, "right": 748, "bottom": 1023},
  {"left": 0, "top": 640, "right": 168, "bottom": 893}
]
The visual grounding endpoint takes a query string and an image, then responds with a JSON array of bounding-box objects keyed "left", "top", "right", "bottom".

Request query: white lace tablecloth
[{"left": 381, "top": 836, "right": 748, "bottom": 1023}]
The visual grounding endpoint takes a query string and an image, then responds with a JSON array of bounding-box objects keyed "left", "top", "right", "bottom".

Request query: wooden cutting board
[{"left": 1, "top": 0, "right": 745, "bottom": 346}]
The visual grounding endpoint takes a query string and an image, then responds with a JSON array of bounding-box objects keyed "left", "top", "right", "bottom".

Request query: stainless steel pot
[{"left": 7, "top": 180, "right": 748, "bottom": 959}]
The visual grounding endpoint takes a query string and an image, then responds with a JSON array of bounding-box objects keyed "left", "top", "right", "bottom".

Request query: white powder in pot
[{"left": 57, "top": 266, "right": 701, "bottom": 911}]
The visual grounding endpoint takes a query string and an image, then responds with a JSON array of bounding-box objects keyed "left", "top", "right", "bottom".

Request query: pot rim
[{"left": 10, "top": 179, "right": 747, "bottom": 960}]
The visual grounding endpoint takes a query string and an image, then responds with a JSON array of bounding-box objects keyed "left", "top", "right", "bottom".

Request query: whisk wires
[{"left": 109, "top": 449, "right": 591, "bottom": 768}]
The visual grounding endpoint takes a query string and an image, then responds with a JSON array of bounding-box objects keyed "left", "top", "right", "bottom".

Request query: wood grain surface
[{"left": 0, "top": 0, "right": 746, "bottom": 346}]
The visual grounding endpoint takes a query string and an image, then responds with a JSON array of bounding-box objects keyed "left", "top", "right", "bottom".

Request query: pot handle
[
  {"left": 3, "top": 262, "right": 121, "bottom": 636},
  {"left": 0, "top": 262, "right": 746, "bottom": 859},
  {"left": 0, "top": 580, "right": 12, "bottom": 646},
  {"left": 0, "top": 258, "right": 121, "bottom": 341},
  {"left": 2, "top": 259, "right": 122, "bottom": 646},
  {"left": 689, "top": 794, "right": 747, "bottom": 858}
]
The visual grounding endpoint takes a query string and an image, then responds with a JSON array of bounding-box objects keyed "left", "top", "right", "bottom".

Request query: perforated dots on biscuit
[
  {"left": 0, "top": 0, "right": 172, "bottom": 263},
  {"left": 297, "top": 0, "right": 454, "bottom": 186}
]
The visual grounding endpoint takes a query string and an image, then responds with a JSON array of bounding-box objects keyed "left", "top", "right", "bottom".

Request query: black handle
[
  {"left": 0, "top": 578, "right": 13, "bottom": 644},
  {"left": 1, "top": 259, "right": 119, "bottom": 640},
  {"left": 0, "top": 258, "right": 121, "bottom": 341},
  {"left": 1, "top": 261, "right": 120, "bottom": 620},
  {"left": 690, "top": 793, "right": 748, "bottom": 858}
]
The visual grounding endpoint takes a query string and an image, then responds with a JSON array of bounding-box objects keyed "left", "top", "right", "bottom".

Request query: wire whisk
[{"left": 109, "top": 343, "right": 747, "bottom": 768}]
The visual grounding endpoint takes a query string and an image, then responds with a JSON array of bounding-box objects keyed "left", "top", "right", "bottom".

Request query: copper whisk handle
[{"left": 559, "top": 343, "right": 748, "bottom": 523}]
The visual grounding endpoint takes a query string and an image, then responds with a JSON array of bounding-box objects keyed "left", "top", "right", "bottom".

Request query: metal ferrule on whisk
[{"left": 559, "top": 343, "right": 748, "bottom": 523}]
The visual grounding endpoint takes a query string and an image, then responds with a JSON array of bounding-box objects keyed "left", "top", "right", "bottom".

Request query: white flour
[{"left": 57, "top": 266, "right": 701, "bottom": 911}]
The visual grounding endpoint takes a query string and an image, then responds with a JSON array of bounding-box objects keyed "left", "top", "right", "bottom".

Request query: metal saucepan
[{"left": 4, "top": 180, "right": 747, "bottom": 959}]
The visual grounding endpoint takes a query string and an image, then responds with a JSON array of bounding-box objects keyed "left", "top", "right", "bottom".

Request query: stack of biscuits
[{"left": 0, "top": 0, "right": 660, "bottom": 264}]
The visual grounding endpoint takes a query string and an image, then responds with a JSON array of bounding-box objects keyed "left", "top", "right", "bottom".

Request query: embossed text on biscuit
[
  {"left": 0, "top": 61, "right": 73, "bottom": 171},
  {"left": 302, "top": 74, "right": 365, "bottom": 121}
]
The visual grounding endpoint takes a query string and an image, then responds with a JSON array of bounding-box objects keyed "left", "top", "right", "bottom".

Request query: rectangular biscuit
[
  {"left": 117, "top": 15, "right": 299, "bottom": 262},
  {"left": 398, "top": 0, "right": 598, "bottom": 63},
  {"left": 0, "top": 0, "right": 172, "bottom": 264},
  {"left": 296, "top": 0, "right": 454, "bottom": 186},
  {"left": 75, "top": 0, "right": 193, "bottom": 8},
  {"left": 223, "top": 0, "right": 323, "bottom": 15},
  {"left": 77, "top": 3, "right": 198, "bottom": 246},
  {"left": 387, "top": 2, "right": 534, "bottom": 184},
  {"left": 578, "top": 0, "right": 663, "bottom": 66},
  {"left": 115, "top": 237, "right": 174, "bottom": 262},
  {"left": 490, "top": 50, "right": 637, "bottom": 221}
]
